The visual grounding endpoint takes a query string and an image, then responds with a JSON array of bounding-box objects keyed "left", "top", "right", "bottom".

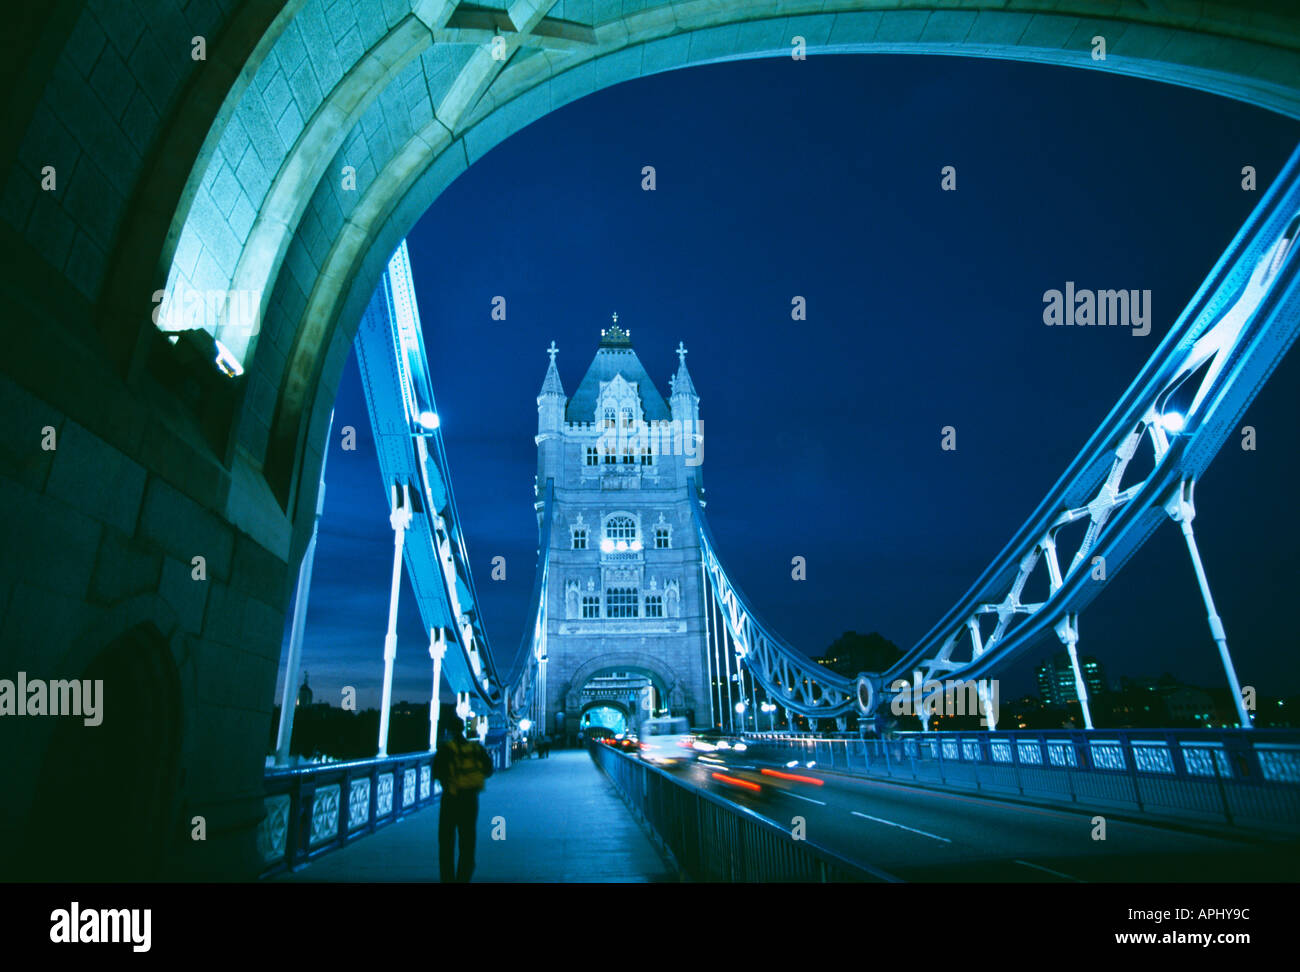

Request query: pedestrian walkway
[{"left": 274, "top": 749, "right": 677, "bottom": 882}]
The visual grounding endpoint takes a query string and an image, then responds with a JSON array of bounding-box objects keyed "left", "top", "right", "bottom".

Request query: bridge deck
[{"left": 274, "top": 750, "right": 675, "bottom": 882}]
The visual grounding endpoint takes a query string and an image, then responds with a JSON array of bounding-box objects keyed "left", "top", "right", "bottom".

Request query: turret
[
  {"left": 669, "top": 341, "right": 703, "bottom": 487},
  {"left": 536, "top": 341, "right": 566, "bottom": 493}
]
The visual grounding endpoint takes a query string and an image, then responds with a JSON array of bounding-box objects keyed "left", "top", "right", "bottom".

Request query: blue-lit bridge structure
[{"left": 261, "top": 147, "right": 1300, "bottom": 881}]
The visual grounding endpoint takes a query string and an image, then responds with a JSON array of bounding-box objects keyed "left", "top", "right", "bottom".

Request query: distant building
[
  {"left": 1163, "top": 685, "right": 1215, "bottom": 725},
  {"left": 296, "top": 672, "right": 313, "bottom": 708},
  {"left": 1109, "top": 674, "right": 1220, "bottom": 728},
  {"left": 1036, "top": 652, "right": 1107, "bottom": 705}
]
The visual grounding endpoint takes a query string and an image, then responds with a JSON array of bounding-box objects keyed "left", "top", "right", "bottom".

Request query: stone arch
[
  {"left": 578, "top": 697, "right": 632, "bottom": 725},
  {"left": 579, "top": 697, "right": 631, "bottom": 718},
  {"left": 242, "top": 2, "right": 1300, "bottom": 525},
  {"left": 563, "top": 652, "right": 693, "bottom": 715},
  {"left": 578, "top": 698, "right": 633, "bottom": 734}
]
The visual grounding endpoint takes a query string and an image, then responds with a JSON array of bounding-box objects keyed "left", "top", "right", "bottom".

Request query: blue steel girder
[
  {"left": 354, "top": 241, "right": 502, "bottom": 708},
  {"left": 884, "top": 144, "right": 1300, "bottom": 708},
  {"left": 689, "top": 143, "right": 1300, "bottom": 721}
]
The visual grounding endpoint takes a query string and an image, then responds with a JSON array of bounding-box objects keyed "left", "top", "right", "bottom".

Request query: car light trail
[
  {"left": 711, "top": 772, "right": 761, "bottom": 793},
  {"left": 760, "top": 768, "right": 824, "bottom": 786}
]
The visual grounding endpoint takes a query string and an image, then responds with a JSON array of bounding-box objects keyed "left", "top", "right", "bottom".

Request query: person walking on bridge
[{"left": 433, "top": 714, "right": 494, "bottom": 882}]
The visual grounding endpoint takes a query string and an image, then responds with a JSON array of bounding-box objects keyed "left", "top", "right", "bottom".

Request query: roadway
[{"left": 663, "top": 747, "right": 1300, "bottom": 881}]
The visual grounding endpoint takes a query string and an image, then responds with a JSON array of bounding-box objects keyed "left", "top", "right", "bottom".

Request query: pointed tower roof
[
  {"left": 565, "top": 315, "right": 671, "bottom": 423},
  {"left": 538, "top": 340, "right": 565, "bottom": 398},
  {"left": 669, "top": 341, "right": 697, "bottom": 400}
]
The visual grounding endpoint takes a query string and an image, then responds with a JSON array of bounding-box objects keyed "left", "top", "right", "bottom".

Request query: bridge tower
[{"left": 535, "top": 319, "right": 711, "bottom": 744}]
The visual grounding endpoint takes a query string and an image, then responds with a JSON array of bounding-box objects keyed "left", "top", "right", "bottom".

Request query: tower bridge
[
  {"left": 257, "top": 152, "right": 1300, "bottom": 879},
  {"left": 3, "top": 0, "right": 1300, "bottom": 882}
]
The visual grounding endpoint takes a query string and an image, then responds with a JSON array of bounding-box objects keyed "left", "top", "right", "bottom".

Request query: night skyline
[{"left": 276, "top": 51, "right": 1300, "bottom": 714}]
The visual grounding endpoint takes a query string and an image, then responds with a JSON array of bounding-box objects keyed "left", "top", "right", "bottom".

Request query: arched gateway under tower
[{"left": 535, "top": 322, "right": 710, "bottom": 743}]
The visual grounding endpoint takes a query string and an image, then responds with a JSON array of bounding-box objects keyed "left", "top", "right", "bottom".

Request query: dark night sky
[{"left": 276, "top": 52, "right": 1300, "bottom": 714}]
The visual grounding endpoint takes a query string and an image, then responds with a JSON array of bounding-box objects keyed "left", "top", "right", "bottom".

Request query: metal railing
[
  {"left": 589, "top": 742, "right": 895, "bottom": 882},
  {"left": 742, "top": 729, "right": 1300, "bottom": 833},
  {"left": 259, "top": 752, "right": 438, "bottom": 876}
]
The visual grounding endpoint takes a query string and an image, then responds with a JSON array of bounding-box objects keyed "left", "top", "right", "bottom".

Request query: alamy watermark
[
  {"left": 590, "top": 418, "right": 703, "bottom": 467},
  {"left": 1043, "top": 282, "right": 1151, "bottom": 336},
  {"left": 0, "top": 673, "right": 102, "bottom": 725},
  {"left": 151, "top": 284, "right": 262, "bottom": 341},
  {"left": 50, "top": 902, "right": 150, "bottom": 951},
  {"left": 889, "top": 672, "right": 1000, "bottom": 727}
]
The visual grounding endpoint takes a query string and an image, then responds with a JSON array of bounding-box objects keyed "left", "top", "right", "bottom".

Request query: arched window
[
  {"left": 645, "top": 593, "right": 664, "bottom": 618},
  {"left": 603, "top": 407, "right": 616, "bottom": 429},
  {"left": 605, "top": 515, "right": 636, "bottom": 541},
  {"left": 572, "top": 527, "right": 587, "bottom": 550},
  {"left": 654, "top": 525, "right": 671, "bottom": 549},
  {"left": 620, "top": 406, "right": 634, "bottom": 427}
]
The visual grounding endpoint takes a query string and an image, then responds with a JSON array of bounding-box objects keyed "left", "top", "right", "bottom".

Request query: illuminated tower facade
[{"left": 534, "top": 318, "right": 710, "bottom": 741}]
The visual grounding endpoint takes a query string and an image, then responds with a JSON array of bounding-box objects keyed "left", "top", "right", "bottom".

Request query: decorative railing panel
[
  {"left": 261, "top": 752, "right": 438, "bottom": 877},
  {"left": 740, "top": 729, "right": 1300, "bottom": 834}
]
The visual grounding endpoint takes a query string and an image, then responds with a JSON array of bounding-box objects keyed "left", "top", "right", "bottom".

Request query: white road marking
[
  {"left": 782, "top": 791, "right": 827, "bottom": 806},
  {"left": 1014, "top": 859, "right": 1084, "bottom": 882},
  {"left": 851, "top": 810, "right": 951, "bottom": 843}
]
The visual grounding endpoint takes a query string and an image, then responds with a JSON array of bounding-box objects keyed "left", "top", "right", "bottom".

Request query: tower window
[
  {"left": 654, "top": 526, "right": 670, "bottom": 549},
  {"left": 585, "top": 446, "right": 599, "bottom": 466},
  {"left": 582, "top": 595, "right": 601, "bottom": 619},
  {"left": 620, "top": 406, "right": 634, "bottom": 427},
  {"left": 640, "top": 445, "right": 653, "bottom": 466},
  {"left": 645, "top": 594, "right": 664, "bottom": 618},
  {"left": 603, "top": 408, "right": 616, "bottom": 429},
  {"left": 606, "top": 587, "right": 639, "bottom": 619},
  {"left": 572, "top": 528, "right": 587, "bottom": 550},
  {"left": 605, "top": 516, "right": 636, "bottom": 541}
]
